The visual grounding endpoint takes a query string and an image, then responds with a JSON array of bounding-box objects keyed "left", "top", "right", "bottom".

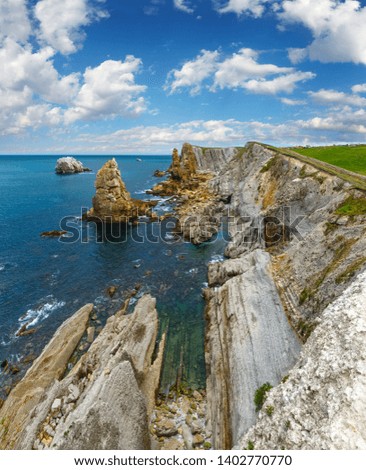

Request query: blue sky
[{"left": 1, "top": 0, "right": 366, "bottom": 154}]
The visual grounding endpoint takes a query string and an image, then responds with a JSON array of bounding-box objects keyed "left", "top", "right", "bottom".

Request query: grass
[
  {"left": 335, "top": 257, "right": 366, "bottom": 284},
  {"left": 254, "top": 383, "right": 273, "bottom": 412},
  {"left": 254, "top": 142, "right": 366, "bottom": 191},
  {"left": 291, "top": 145, "right": 366, "bottom": 176},
  {"left": 335, "top": 196, "right": 366, "bottom": 216},
  {"left": 260, "top": 156, "right": 278, "bottom": 173}
]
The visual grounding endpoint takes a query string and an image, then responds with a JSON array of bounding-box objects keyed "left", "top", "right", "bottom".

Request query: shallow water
[{"left": 0, "top": 155, "right": 226, "bottom": 393}]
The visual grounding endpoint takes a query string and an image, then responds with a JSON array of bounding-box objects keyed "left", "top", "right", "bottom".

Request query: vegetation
[
  {"left": 299, "top": 288, "right": 311, "bottom": 305},
  {"left": 254, "top": 383, "right": 273, "bottom": 412},
  {"left": 296, "top": 319, "right": 316, "bottom": 341},
  {"left": 292, "top": 145, "right": 366, "bottom": 176},
  {"left": 260, "top": 156, "right": 278, "bottom": 173},
  {"left": 203, "top": 441, "right": 212, "bottom": 450},
  {"left": 265, "top": 405, "right": 274, "bottom": 416},
  {"left": 246, "top": 441, "right": 255, "bottom": 450},
  {"left": 335, "top": 257, "right": 366, "bottom": 284},
  {"left": 335, "top": 196, "right": 366, "bottom": 216}
]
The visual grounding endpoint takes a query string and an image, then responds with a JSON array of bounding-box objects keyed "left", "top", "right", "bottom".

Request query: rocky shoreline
[{"left": 2, "top": 142, "right": 366, "bottom": 449}]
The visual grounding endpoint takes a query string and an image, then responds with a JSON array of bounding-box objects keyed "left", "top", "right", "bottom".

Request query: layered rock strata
[
  {"left": 0, "top": 295, "right": 164, "bottom": 450},
  {"left": 87, "top": 158, "right": 156, "bottom": 223},
  {"left": 240, "top": 269, "right": 366, "bottom": 449},
  {"left": 188, "top": 142, "right": 366, "bottom": 450}
]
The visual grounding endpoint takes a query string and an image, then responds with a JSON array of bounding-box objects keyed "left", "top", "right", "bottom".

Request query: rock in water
[
  {"left": 87, "top": 158, "right": 156, "bottom": 223},
  {"left": 55, "top": 157, "right": 90, "bottom": 174}
]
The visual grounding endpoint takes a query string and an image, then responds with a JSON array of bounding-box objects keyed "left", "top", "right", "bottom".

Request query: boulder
[{"left": 55, "top": 157, "right": 90, "bottom": 174}]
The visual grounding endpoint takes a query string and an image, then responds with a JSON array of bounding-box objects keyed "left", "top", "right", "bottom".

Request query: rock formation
[
  {"left": 87, "top": 158, "right": 156, "bottom": 223},
  {"left": 55, "top": 157, "right": 90, "bottom": 174},
  {"left": 0, "top": 295, "right": 164, "bottom": 450},
  {"left": 240, "top": 269, "right": 366, "bottom": 450},
  {"left": 179, "top": 141, "right": 366, "bottom": 449}
]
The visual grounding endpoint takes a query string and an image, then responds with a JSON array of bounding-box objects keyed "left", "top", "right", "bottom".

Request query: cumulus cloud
[
  {"left": 352, "top": 83, "right": 366, "bottom": 94},
  {"left": 309, "top": 88, "right": 366, "bottom": 107},
  {"left": 34, "top": 0, "right": 108, "bottom": 55},
  {"left": 64, "top": 57, "right": 147, "bottom": 123},
  {"left": 174, "top": 0, "right": 194, "bottom": 13},
  {"left": 214, "top": 0, "right": 269, "bottom": 17},
  {"left": 281, "top": 97, "right": 306, "bottom": 105},
  {"left": 166, "top": 47, "right": 315, "bottom": 95},
  {"left": 0, "top": 0, "right": 31, "bottom": 43},
  {"left": 165, "top": 50, "right": 220, "bottom": 95},
  {"left": 280, "top": 0, "right": 366, "bottom": 64}
]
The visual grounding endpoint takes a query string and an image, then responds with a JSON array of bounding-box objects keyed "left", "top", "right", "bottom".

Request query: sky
[{"left": 1, "top": 0, "right": 366, "bottom": 154}]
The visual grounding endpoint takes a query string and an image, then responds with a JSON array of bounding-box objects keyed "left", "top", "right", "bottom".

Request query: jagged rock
[
  {"left": 155, "top": 418, "right": 178, "bottom": 437},
  {"left": 153, "top": 170, "right": 166, "bottom": 177},
  {"left": 40, "top": 230, "right": 67, "bottom": 238},
  {"left": 240, "top": 270, "right": 366, "bottom": 450},
  {"left": 205, "top": 249, "right": 301, "bottom": 449},
  {"left": 86, "top": 159, "right": 156, "bottom": 223},
  {"left": 0, "top": 304, "right": 92, "bottom": 449},
  {"left": 0, "top": 295, "right": 165, "bottom": 450},
  {"left": 55, "top": 157, "right": 90, "bottom": 174}
]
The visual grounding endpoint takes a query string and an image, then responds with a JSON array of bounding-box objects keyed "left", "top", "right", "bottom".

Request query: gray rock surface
[
  {"left": 205, "top": 250, "right": 301, "bottom": 449},
  {"left": 0, "top": 295, "right": 164, "bottom": 450},
  {"left": 0, "top": 304, "right": 93, "bottom": 449},
  {"left": 239, "top": 269, "right": 366, "bottom": 450},
  {"left": 55, "top": 157, "right": 90, "bottom": 174}
]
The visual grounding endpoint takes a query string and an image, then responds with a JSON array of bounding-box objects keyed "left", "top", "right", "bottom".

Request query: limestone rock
[
  {"left": 240, "top": 270, "right": 366, "bottom": 450},
  {"left": 55, "top": 157, "right": 90, "bottom": 174},
  {"left": 87, "top": 159, "right": 156, "bottom": 223},
  {"left": 0, "top": 304, "right": 92, "bottom": 449}
]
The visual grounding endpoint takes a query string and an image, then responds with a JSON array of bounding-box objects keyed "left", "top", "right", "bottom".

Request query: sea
[{"left": 0, "top": 155, "right": 226, "bottom": 396}]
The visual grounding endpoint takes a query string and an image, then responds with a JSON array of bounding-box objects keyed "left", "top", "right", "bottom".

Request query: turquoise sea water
[{"left": 0, "top": 155, "right": 226, "bottom": 395}]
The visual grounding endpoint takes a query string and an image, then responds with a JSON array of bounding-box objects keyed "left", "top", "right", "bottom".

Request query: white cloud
[
  {"left": 65, "top": 57, "right": 147, "bottom": 123},
  {"left": 279, "top": 0, "right": 366, "bottom": 64},
  {"left": 166, "top": 47, "right": 315, "bottom": 95},
  {"left": 352, "top": 83, "right": 366, "bottom": 94},
  {"left": 0, "top": 0, "right": 31, "bottom": 43},
  {"left": 34, "top": 0, "right": 108, "bottom": 55},
  {"left": 165, "top": 50, "right": 220, "bottom": 95},
  {"left": 214, "top": 0, "right": 269, "bottom": 17},
  {"left": 309, "top": 89, "right": 366, "bottom": 107},
  {"left": 174, "top": 0, "right": 194, "bottom": 13},
  {"left": 281, "top": 97, "right": 306, "bottom": 105}
]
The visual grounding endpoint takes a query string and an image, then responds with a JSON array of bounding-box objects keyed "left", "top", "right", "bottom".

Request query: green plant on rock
[
  {"left": 335, "top": 196, "right": 366, "bottom": 217},
  {"left": 254, "top": 382, "right": 273, "bottom": 412},
  {"left": 260, "top": 156, "right": 278, "bottom": 173},
  {"left": 203, "top": 441, "right": 212, "bottom": 450},
  {"left": 246, "top": 440, "right": 255, "bottom": 450},
  {"left": 265, "top": 405, "right": 274, "bottom": 416}
]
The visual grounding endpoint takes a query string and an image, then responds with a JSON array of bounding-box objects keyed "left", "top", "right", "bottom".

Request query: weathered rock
[
  {"left": 40, "top": 230, "right": 67, "bottom": 238},
  {"left": 153, "top": 170, "right": 166, "bottom": 177},
  {"left": 0, "top": 304, "right": 92, "bottom": 449},
  {"left": 55, "top": 157, "right": 90, "bottom": 174},
  {"left": 86, "top": 159, "right": 156, "bottom": 223},
  {"left": 240, "top": 270, "right": 366, "bottom": 450},
  {"left": 205, "top": 249, "right": 301, "bottom": 449},
  {"left": 2, "top": 295, "right": 164, "bottom": 450}
]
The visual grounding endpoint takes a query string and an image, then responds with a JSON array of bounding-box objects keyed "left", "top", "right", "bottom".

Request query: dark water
[{"left": 0, "top": 155, "right": 225, "bottom": 394}]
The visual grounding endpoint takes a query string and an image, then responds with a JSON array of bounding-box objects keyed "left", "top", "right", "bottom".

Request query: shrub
[{"left": 254, "top": 383, "right": 273, "bottom": 412}]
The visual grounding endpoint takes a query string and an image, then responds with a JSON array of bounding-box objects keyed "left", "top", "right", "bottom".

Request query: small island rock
[{"left": 55, "top": 157, "right": 91, "bottom": 175}]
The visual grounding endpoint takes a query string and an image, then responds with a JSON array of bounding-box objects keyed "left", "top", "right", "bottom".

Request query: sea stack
[
  {"left": 55, "top": 157, "right": 90, "bottom": 174},
  {"left": 87, "top": 158, "right": 156, "bottom": 223}
]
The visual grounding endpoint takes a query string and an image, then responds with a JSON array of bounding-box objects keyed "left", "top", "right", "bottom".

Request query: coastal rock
[
  {"left": 86, "top": 159, "right": 156, "bottom": 223},
  {"left": 55, "top": 157, "right": 90, "bottom": 174},
  {"left": 205, "top": 249, "right": 301, "bottom": 449},
  {"left": 40, "top": 230, "right": 67, "bottom": 238},
  {"left": 240, "top": 270, "right": 366, "bottom": 450},
  {"left": 0, "top": 295, "right": 165, "bottom": 450},
  {"left": 0, "top": 303, "right": 92, "bottom": 449}
]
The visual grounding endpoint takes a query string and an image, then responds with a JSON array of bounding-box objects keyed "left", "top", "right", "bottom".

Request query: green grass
[
  {"left": 254, "top": 383, "right": 273, "bottom": 412},
  {"left": 335, "top": 196, "right": 366, "bottom": 216},
  {"left": 291, "top": 145, "right": 366, "bottom": 176}
]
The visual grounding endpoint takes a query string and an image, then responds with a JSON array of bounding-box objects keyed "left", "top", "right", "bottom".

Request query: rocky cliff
[
  {"left": 185, "top": 142, "right": 366, "bottom": 449},
  {"left": 87, "top": 158, "right": 156, "bottom": 223},
  {"left": 0, "top": 295, "right": 164, "bottom": 450}
]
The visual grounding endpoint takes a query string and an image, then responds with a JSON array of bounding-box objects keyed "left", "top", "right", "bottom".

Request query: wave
[
  {"left": 209, "top": 254, "right": 225, "bottom": 264},
  {"left": 0, "top": 261, "right": 18, "bottom": 272},
  {"left": 19, "top": 296, "right": 66, "bottom": 328}
]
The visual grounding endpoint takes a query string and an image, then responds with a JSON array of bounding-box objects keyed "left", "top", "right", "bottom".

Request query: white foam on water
[
  {"left": 209, "top": 254, "right": 225, "bottom": 264},
  {"left": 19, "top": 296, "right": 66, "bottom": 328}
]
